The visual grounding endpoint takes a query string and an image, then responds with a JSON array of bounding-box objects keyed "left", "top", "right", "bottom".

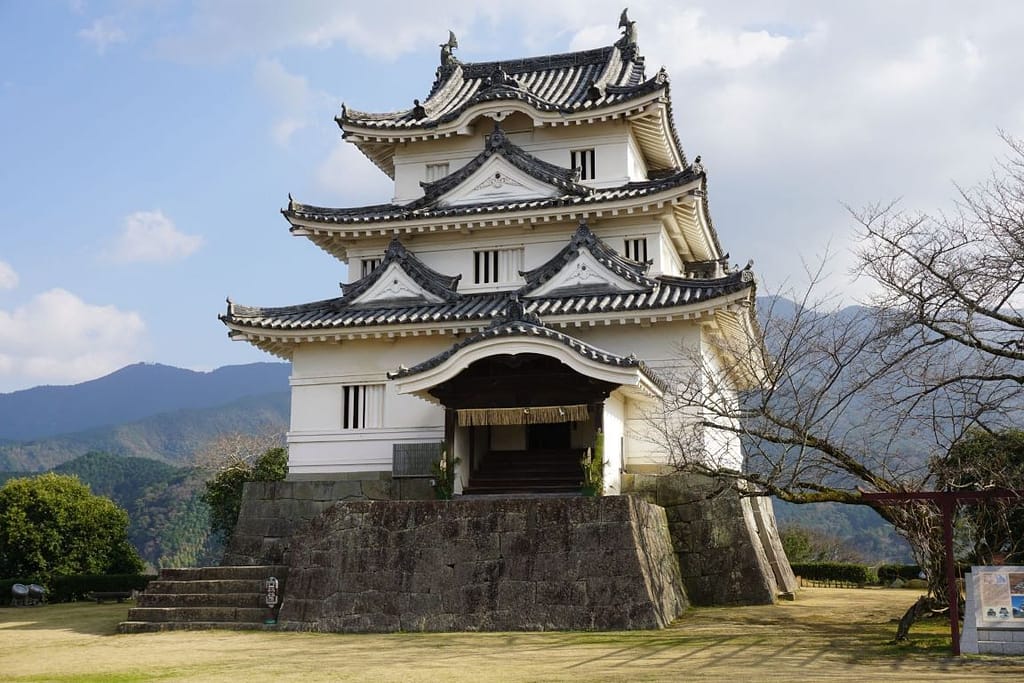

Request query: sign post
[{"left": 861, "top": 489, "right": 1021, "bottom": 656}]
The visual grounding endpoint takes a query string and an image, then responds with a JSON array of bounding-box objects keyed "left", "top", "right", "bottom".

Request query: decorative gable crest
[
  {"left": 520, "top": 221, "right": 655, "bottom": 297},
  {"left": 338, "top": 238, "right": 461, "bottom": 308},
  {"left": 413, "top": 123, "right": 592, "bottom": 209}
]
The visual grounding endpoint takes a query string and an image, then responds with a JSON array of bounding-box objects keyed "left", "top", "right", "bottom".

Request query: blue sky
[{"left": 1, "top": 1, "right": 1022, "bottom": 393}]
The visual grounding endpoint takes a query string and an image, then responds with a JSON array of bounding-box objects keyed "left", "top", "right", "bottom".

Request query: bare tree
[
  {"left": 646, "top": 135, "right": 1024, "bottom": 621},
  {"left": 192, "top": 429, "right": 286, "bottom": 472},
  {"left": 855, "top": 131, "right": 1024, "bottom": 408}
]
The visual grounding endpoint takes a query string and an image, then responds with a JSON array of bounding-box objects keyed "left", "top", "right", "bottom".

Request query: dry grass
[{"left": 2, "top": 587, "right": 1022, "bottom": 682}]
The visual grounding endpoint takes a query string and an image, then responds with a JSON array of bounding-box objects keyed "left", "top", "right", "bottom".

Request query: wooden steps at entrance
[
  {"left": 464, "top": 449, "right": 584, "bottom": 495},
  {"left": 118, "top": 565, "right": 287, "bottom": 633}
]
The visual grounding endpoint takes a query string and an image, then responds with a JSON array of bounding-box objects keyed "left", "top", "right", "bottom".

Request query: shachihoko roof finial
[
  {"left": 618, "top": 8, "right": 638, "bottom": 47},
  {"left": 440, "top": 30, "right": 458, "bottom": 67}
]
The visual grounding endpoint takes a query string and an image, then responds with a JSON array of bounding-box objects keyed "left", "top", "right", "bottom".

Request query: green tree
[
  {"left": 0, "top": 473, "right": 144, "bottom": 579},
  {"left": 202, "top": 446, "right": 287, "bottom": 543},
  {"left": 938, "top": 429, "right": 1024, "bottom": 564}
]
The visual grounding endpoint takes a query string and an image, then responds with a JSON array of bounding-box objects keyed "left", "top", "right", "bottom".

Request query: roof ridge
[
  {"left": 282, "top": 167, "right": 701, "bottom": 225},
  {"left": 411, "top": 123, "right": 591, "bottom": 208},
  {"left": 519, "top": 220, "right": 655, "bottom": 294},
  {"left": 337, "top": 238, "right": 461, "bottom": 307}
]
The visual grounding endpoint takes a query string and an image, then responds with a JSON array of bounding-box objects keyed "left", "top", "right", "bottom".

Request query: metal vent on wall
[{"left": 392, "top": 442, "right": 443, "bottom": 478}]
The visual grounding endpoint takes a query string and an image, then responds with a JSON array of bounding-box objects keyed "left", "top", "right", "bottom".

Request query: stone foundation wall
[
  {"left": 623, "top": 472, "right": 797, "bottom": 605},
  {"left": 222, "top": 474, "right": 392, "bottom": 566},
  {"left": 278, "top": 496, "right": 687, "bottom": 632}
]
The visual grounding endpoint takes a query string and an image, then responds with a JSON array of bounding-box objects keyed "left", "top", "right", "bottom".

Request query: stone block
[
  {"left": 535, "top": 580, "right": 584, "bottom": 606},
  {"left": 277, "top": 497, "right": 688, "bottom": 632},
  {"left": 571, "top": 522, "right": 604, "bottom": 547},
  {"left": 496, "top": 581, "right": 535, "bottom": 611}
]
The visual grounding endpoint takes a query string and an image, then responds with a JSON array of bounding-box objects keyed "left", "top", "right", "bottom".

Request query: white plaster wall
[
  {"left": 572, "top": 320, "right": 702, "bottom": 367},
  {"left": 572, "top": 322, "right": 705, "bottom": 470},
  {"left": 659, "top": 220, "right": 684, "bottom": 277},
  {"left": 288, "top": 339, "right": 448, "bottom": 475},
  {"left": 626, "top": 130, "right": 649, "bottom": 181},
  {"left": 603, "top": 393, "right": 626, "bottom": 494},
  {"left": 700, "top": 341, "right": 744, "bottom": 471},
  {"left": 340, "top": 210, "right": 689, "bottom": 300},
  {"left": 391, "top": 118, "right": 637, "bottom": 203},
  {"left": 285, "top": 316, "right": 716, "bottom": 474}
]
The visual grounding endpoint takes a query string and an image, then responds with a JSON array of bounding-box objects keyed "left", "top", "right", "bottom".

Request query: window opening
[{"left": 570, "top": 149, "right": 596, "bottom": 181}]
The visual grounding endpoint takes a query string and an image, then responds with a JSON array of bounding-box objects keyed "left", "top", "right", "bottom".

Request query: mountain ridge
[{"left": 0, "top": 362, "right": 291, "bottom": 442}]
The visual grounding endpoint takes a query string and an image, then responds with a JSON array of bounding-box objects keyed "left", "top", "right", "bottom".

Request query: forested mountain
[
  {"left": 0, "top": 452, "right": 220, "bottom": 569},
  {"left": 0, "top": 362, "right": 290, "bottom": 441},
  {"left": 0, "top": 362, "right": 289, "bottom": 568},
  {"left": 0, "top": 390, "right": 289, "bottom": 472}
]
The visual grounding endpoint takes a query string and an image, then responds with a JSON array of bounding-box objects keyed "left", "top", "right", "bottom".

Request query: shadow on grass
[{"left": 0, "top": 602, "right": 128, "bottom": 636}]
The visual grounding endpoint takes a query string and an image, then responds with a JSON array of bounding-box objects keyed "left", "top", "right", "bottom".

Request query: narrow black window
[
  {"left": 474, "top": 250, "right": 500, "bottom": 284},
  {"left": 361, "top": 258, "right": 382, "bottom": 277},
  {"left": 342, "top": 384, "right": 383, "bottom": 430},
  {"left": 570, "top": 148, "right": 596, "bottom": 181},
  {"left": 625, "top": 238, "right": 648, "bottom": 262}
]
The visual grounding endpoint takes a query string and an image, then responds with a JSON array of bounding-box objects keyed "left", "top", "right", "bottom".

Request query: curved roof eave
[
  {"left": 389, "top": 333, "right": 664, "bottom": 404},
  {"left": 341, "top": 86, "right": 675, "bottom": 179}
]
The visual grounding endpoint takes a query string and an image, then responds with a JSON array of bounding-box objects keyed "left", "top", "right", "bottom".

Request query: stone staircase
[
  {"left": 118, "top": 565, "right": 287, "bottom": 633},
  {"left": 463, "top": 449, "right": 584, "bottom": 495}
]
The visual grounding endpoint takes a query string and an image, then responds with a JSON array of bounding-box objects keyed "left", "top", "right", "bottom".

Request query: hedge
[
  {"left": 790, "top": 562, "right": 877, "bottom": 586},
  {"left": 876, "top": 564, "right": 923, "bottom": 584},
  {"left": 1, "top": 574, "right": 156, "bottom": 605}
]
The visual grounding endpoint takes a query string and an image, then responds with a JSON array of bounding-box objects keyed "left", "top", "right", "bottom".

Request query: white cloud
[
  {"left": 0, "top": 261, "right": 18, "bottom": 290},
  {"left": 110, "top": 210, "right": 204, "bottom": 263},
  {"left": 315, "top": 140, "right": 394, "bottom": 202},
  {"left": 252, "top": 59, "right": 330, "bottom": 146},
  {"left": 156, "top": 1, "right": 460, "bottom": 62},
  {"left": 634, "top": 9, "right": 791, "bottom": 70},
  {"left": 78, "top": 17, "right": 127, "bottom": 54},
  {"left": 0, "top": 289, "right": 146, "bottom": 391}
]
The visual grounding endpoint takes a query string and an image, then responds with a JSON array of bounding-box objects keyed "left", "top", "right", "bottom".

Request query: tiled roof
[
  {"left": 338, "top": 238, "right": 461, "bottom": 305},
  {"left": 386, "top": 296, "right": 667, "bottom": 391},
  {"left": 412, "top": 123, "right": 591, "bottom": 205},
  {"left": 340, "top": 43, "right": 655, "bottom": 132},
  {"left": 519, "top": 221, "right": 654, "bottom": 293},
  {"left": 285, "top": 167, "right": 701, "bottom": 226},
  {"left": 220, "top": 270, "right": 753, "bottom": 332}
]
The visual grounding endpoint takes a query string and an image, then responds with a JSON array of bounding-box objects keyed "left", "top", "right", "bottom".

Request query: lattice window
[
  {"left": 570, "top": 148, "right": 596, "bottom": 181},
  {"left": 342, "top": 384, "right": 384, "bottom": 430},
  {"left": 473, "top": 248, "right": 523, "bottom": 285},
  {"left": 425, "top": 162, "right": 450, "bottom": 182},
  {"left": 361, "top": 258, "right": 382, "bottom": 277},
  {"left": 624, "top": 237, "right": 648, "bottom": 262}
]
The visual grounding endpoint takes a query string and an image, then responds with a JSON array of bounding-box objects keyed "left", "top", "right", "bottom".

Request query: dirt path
[{"left": 2, "top": 587, "right": 1021, "bottom": 681}]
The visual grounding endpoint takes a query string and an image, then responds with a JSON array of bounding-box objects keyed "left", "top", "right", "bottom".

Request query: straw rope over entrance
[{"left": 457, "top": 404, "right": 590, "bottom": 426}]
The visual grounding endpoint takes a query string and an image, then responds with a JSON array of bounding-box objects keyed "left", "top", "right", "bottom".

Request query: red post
[
  {"left": 941, "top": 497, "right": 960, "bottom": 656},
  {"left": 860, "top": 488, "right": 1021, "bottom": 656}
]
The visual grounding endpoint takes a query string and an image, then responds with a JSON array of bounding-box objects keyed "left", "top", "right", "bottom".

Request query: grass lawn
[{"left": 2, "top": 587, "right": 1022, "bottom": 682}]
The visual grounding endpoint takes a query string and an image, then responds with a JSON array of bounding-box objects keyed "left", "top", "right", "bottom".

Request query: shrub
[
  {"left": 48, "top": 573, "right": 157, "bottom": 603},
  {"left": 0, "top": 473, "right": 144, "bottom": 581},
  {"left": 877, "top": 564, "right": 923, "bottom": 584},
  {"left": 202, "top": 446, "right": 287, "bottom": 543},
  {"left": 790, "top": 562, "right": 877, "bottom": 586}
]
